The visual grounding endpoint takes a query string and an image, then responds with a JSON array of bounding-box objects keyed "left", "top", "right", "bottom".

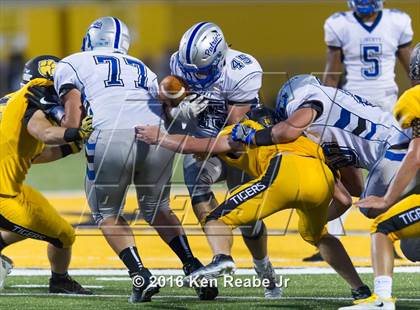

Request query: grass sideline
[{"left": 2, "top": 273, "right": 420, "bottom": 309}]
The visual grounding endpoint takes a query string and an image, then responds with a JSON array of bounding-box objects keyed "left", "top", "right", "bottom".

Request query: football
[{"left": 159, "top": 75, "right": 190, "bottom": 107}]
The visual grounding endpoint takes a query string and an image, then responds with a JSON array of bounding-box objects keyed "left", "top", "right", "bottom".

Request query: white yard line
[
  {"left": 10, "top": 284, "right": 103, "bottom": 289},
  {"left": 0, "top": 292, "right": 419, "bottom": 302},
  {"left": 9, "top": 266, "right": 420, "bottom": 276}
]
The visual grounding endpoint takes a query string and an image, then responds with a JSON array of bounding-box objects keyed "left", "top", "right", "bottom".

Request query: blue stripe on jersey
[
  {"left": 186, "top": 22, "right": 208, "bottom": 64},
  {"left": 113, "top": 17, "right": 121, "bottom": 49},
  {"left": 86, "top": 168, "right": 95, "bottom": 181},
  {"left": 86, "top": 142, "right": 96, "bottom": 150},
  {"left": 384, "top": 150, "right": 405, "bottom": 162},
  {"left": 333, "top": 108, "right": 351, "bottom": 129},
  {"left": 364, "top": 123, "right": 377, "bottom": 140}
]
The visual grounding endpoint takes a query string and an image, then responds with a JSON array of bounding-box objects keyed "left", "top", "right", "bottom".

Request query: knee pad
[
  {"left": 400, "top": 238, "right": 420, "bottom": 262},
  {"left": 240, "top": 221, "right": 266, "bottom": 240}
]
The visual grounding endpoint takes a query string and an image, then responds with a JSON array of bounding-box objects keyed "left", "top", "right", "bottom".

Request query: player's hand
[
  {"left": 26, "top": 85, "right": 59, "bottom": 111},
  {"left": 231, "top": 123, "right": 256, "bottom": 144},
  {"left": 354, "top": 196, "right": 390, "bottom": 210},
  {"left": 135, "top": 125, "right": 162, "bottom": 145},
  {"left": 169, "top": 94, "right": 208, "bottom": 122},
  {"left": 69, "top": 141, "right": 83, "bottom": 153},
  {"left": 78, "top": 115, "right": 93, "bottom": 141}
]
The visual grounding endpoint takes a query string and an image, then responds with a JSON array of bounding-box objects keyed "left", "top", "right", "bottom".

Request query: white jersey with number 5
[
  {"left": 324, "top": 9, "right": 413, "bottom": 110},
  {"left": 54, "top": 51, "right": 162, "bottom": 130},
  {"left": 170, "top": 48, "right": 262, "bottom": 137},
  {"left": 281, "top": 83, "right": 411, "bottom": 170}
]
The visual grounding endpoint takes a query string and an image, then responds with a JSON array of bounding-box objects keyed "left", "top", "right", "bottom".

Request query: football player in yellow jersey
[
  {"left": 0, "top": 55, "right": 92, "bottom": 294},
  {"left": 135, "top": 106, "right": 370, "bottom": 301},
  {"left": 339, "top": 44, "right": 420, "bottom": 310}
]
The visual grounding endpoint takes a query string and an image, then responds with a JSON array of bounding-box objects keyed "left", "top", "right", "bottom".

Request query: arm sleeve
[
  {"left": 398, "top": 13, "right": 413, "bottom": 47},
  {"left": 324, "top": 16, "right": 342, "bottom": 48},
  {"left": 22, "top": 101, "right": 42, "bottom": 127},
  {"left": 228, "top": 71, "right": 262, "bottom": 103},
  {"left": 54, "top": 61, "right": 84, "bottom": 98}
]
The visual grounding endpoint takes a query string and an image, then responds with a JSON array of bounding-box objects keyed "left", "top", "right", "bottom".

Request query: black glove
[{"left": 26, "top": 85, "right": 60, "bottom": 112}]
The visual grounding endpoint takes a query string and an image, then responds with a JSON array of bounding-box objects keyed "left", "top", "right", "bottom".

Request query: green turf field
[{"left": 2, "top": 273, "right": 419, "bottom": 309}]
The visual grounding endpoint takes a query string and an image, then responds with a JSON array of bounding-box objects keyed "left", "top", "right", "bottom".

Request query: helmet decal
[{"left": 37, "top": 59, "right": 57, "bottom": 79}]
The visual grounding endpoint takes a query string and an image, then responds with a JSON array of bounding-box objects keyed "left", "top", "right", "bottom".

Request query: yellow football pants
[
  {"left": 207, "top": 154, "right": 335, "bottom": 246},
  {"left": 371, "top": 194, "right": 420, "bottom": 241},
  {"left": 0, "top": 184, "right": 75, "bottom": 248}
]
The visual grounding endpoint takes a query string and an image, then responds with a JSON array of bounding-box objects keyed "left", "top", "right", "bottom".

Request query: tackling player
[
  {"left": 135, "top": 106, "right": 372, "bottom": 302},
  {"left": 166, "top": 22, "right": 280, "bottom": 298},
  {"left": 339, "top": 43, "right": 420, "bottom": 310},
  {"left": 0, "top": 55, "right": 92, "bottom": 294},
  {"left": 53, "top": 17, "right": 217, "bottom": 302},
  {"left": 323, "top": 0, "right": 413, "bottom": 111}
]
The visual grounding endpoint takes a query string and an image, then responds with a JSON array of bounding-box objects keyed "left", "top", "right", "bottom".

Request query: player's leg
[
  {"left": 135, "top": 142, "right": 218, "bottom": 300},
  {"left": 226, "top": 165, "right": 280, "bottom": 298},
  {"left": 85, "top": 130, "right": 157, "bottom": 302},
  {"left": 0, "top": 231, "right": 20, "bottom": 289},
  {"left": 339, "top": 194, "right": 420, "bottom": 310},
  {"left": 198, "top": 155, "right": 288, "bottom": 279},
  {"left": 0, "top": 185, "right": 91, "bottom": 294}
]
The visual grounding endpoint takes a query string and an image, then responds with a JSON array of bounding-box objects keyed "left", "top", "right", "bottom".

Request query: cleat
[
  {"left": 184, "top": 254, "right": 236, "bottom": 286},
  {"left": 338, "top": 294, "right": 396, "bottom": 310},
  {"left": 302, "top": 251, "right": 324, "bottom": 262},
  {"left": 49, "top": 274, "right": 93, "bottom": 295},
  {"left": 0, "top": 254, "right": 13, "bottom": 289},
  {"left": 351, "top": 284, "right": 372, "bottom": 301},
  {"left": 254, "top": 261, "right": 282, "bottom": 299},
  {"left": 129, "top": 268, "right": 160, "bottom": 303},
  {"left": 183, "top": 257, "right": 218, "bottom": 300}
]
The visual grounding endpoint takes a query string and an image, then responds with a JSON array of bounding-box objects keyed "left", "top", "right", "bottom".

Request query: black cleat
[
  {"left": 351, "top": 284, "right": 372, "bottom": 301},
  {"left": 302, "top": 251, "right": 324, "bottom": 262},
  {"left": 183, "top": 257, "right": 218, "bottom": 300},
  {"left": 49, "top": 275, "right": 93, "bottom": 295},
  {"left": 129, "top": 268, "right": 160, "bottom": 303}
]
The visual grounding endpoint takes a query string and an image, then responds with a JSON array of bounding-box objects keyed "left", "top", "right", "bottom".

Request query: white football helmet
[
  {"left": 81, "top": 16, "right": 130, "bottom": 54},
  {"left": 177, "top": 22, "right": 228, "bottom": 89}
]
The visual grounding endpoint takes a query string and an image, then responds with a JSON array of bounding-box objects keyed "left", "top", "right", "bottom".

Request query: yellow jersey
[
  {"left": 393, "top": 84, "right": 420, "bottom": 129},
  {"left": 218, "top": 120, "right": 326, "bottom": 178},
  {"left": 0, "top": 78, "right": 52, "bottom": 196}
]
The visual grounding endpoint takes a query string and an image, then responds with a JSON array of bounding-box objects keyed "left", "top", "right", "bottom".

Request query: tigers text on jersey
[
  {"left": 170, "top": 48, "right": 262, "bottom": 137},
  {"left": 324, "top": 9, "right": 413, "bottom": 101},
  {"left": 218, "top": 120, "right": 326, "bottom": 178},
  {"left": 0, "top": 79, "right": 49, "bottom": 196},
  {"left": 281, "top": 83, "right": 411, "bottom": 170},
  {"left": 54, "top": 51, "right": 162, "bottom": 130}
]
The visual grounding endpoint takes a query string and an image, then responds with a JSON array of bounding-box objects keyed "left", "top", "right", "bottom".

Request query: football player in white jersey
[
  {"left": 231, "top": 74, "right": 420, "bottom": 301},
  {"left": 319, "top": 0, "right": 413, "bottom": 262},
  {"left": 323, "top": 0, "right": 413, "bottom": 112},
  {"left": 53, "top": 17, "right": 217, "bottom": 302},
  {"left": 166, "top": 22, "right": 280, "bottom": 298}
]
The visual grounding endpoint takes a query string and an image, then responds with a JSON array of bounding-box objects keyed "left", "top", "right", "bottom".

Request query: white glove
[{"left": 169, "top": 94, "right": 208, "bottom": 122}]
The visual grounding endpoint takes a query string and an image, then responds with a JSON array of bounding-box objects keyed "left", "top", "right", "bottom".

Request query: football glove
[
  {"left": 26, "top": 85, "right": 60, "bottom": 111},
  {"left": 78, "top": 115, "right": 93, "bottom": 140},
  {"left": 170, "top": 94, "right": 208, "bottom": 122},
  {"left": 231, "top": 123, "right": 256, "bottom": 144}
]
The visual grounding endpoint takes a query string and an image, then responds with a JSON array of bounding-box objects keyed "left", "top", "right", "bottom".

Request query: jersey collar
[{"left": 353, "top": 11, "right": 383, "bottom": 33}]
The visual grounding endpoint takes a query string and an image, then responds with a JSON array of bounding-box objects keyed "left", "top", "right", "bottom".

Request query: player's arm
[
  {"left": 226, "top": 102, "right": 252, "bottom": 125},
  {"left": 328, "top": 178, "right": 353, "bottom": 221},
  {"left": 135, "top": 125, "right": 239, "bottom": 154},
  {"left": 60, "top": 89, "right": 84, "bottom": 128},
  {"left": 32, "top": 143, "right": 81, "bottom": 164},
  {"left": 356, "top": 134, "right": 420, "bottom": 212},
  {"left": 397, "top": 45, "right": 412, "bottom": 78},
  {"left": 27, "top": 110, "right": 92, "bottom": 145},
  {"left": 323, "top": 46, "right": 343, "bottom": 87}
]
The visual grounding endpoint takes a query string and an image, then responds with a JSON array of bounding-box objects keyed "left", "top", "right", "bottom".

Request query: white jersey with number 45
[
  {"left": 54, "top": 51, "right": 162, "bottom": 130},
  {"left": 324, "top": 9, "right": 413, "bottom": 109},
  {"left": 170, "top": 48, "right": 262, "bottom": 137}
]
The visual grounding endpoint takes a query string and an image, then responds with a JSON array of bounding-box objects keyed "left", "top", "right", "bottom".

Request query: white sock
[
  {"left": 253, "top": 256, "right": 269, "bottom": 270},
  {"left": 374, "top": 276, "right": 392, "bottom": 299}
]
